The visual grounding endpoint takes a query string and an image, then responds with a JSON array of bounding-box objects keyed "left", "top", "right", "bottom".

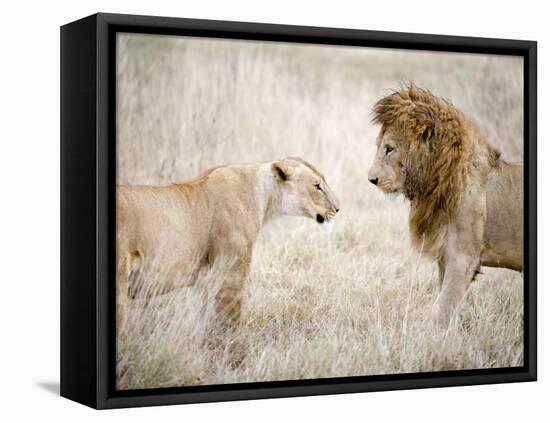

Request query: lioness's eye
[
  {"left": 384, "top": 146, "right": 394, "bottom": 155},
  {"left": 314, "top": 183, "right": 323, "bottom": 192}
]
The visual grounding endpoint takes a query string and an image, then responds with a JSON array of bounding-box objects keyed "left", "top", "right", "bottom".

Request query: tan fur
[
  {"left": 368, "top": 85, "right": 523, "bottom": 326},
  {"left": 116, "top": 157, "right": 339, "bottom": 335}
]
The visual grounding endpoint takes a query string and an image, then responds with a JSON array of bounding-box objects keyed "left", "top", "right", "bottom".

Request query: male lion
[
  {"left": 117, "top": 157, "right": 339, "bottom": 335},
  {"left": 368, "top": 85, "right": 523, "bottom": 326}
]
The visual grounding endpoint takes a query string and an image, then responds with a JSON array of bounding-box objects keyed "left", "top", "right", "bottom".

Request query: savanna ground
[{"left": 116, "top": 33, "right": 524, "bottom": 390}]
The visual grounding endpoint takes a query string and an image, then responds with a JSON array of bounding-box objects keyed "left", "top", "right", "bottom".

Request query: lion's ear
[
  {"left": 272, "top": 161, "right": 292, "bottom": 181},
  {"left": 412, "top": 105, "right": 436, "bottom": 142},
  {"left": 419, "top": 120, "right": 434, "bottom": 141}
]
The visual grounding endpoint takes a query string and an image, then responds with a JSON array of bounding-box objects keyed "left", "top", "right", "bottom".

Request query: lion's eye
[
  {"left": 384, "top": 146, "right": 394, "bottom": 156},
  {"left": 314, "top": 183, "right": 323, "bottom": 192}
]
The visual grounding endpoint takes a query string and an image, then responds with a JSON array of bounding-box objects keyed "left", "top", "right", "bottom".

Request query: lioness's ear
[{"left": 272, "top": 161, "right": 292, "bottom": 181}]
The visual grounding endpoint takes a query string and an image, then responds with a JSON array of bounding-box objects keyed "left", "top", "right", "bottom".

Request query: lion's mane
[{"left": 373, "top": 85, "right": 501, "bottom": 256}]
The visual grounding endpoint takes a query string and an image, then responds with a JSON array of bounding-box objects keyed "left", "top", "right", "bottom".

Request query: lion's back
[{"left": 482, "top": 161, "right": 523, "bottom": 270}]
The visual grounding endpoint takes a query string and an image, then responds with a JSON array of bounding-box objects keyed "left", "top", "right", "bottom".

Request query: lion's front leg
[
  {"left": 433, "top": 199, "right": 485, "bottom": 327},
  {"left": 437, "top": 257, "right": 445, "bottom": 290},
  {"left": 433, "top": 254, "right": 478, "bottom": 327},
  {"left": 116, "top": 254, "right": 131, "bottom": 336}
]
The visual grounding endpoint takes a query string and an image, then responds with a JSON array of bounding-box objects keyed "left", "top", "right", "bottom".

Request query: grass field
[{"left": 116, "top": 33, "right": 524, "bottom": 390}]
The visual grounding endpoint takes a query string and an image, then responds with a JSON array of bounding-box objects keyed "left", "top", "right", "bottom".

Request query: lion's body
[
  {"left": 116, "top": 158, "right": 339, "bottom": 335},
  {"left": 369, "top": 86, "right": 523, "bottom": 325},
  {"left": 482, "top": 162, "right": 523, "bottom": 270}
]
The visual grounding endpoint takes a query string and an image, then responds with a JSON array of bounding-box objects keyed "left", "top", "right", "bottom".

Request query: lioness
[
  {"left": 117, "top": 157, "right": 339, "bottom": 334},
  {"left": 368, "top": 85, "right": 523, "bottom": 326}
]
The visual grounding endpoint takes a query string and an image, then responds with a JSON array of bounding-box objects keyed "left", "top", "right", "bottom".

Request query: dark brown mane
[{"left": 373, "top": 85, "right": 500, "bottom": 256}]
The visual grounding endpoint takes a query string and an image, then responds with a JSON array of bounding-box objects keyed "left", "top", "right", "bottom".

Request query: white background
[{"left": 1, "top": 0, "right": 547, "bottom": 421}]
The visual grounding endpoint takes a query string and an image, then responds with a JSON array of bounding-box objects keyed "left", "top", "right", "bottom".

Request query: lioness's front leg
[
  {"left": 213, "top": 254, "right": 251, "bottom": 333},
  {"left": 207, "top": 243, "right": 251, "bottom": 365},
  {"left": 208, "top": 235, "right": 252, "bottom": 334}
]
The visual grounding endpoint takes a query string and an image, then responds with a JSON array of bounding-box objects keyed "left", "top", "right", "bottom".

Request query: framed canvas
[{"left": 60, "top": 13, "right": 537, "bottom": 409}]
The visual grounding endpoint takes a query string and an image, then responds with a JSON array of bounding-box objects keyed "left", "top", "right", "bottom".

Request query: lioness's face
[
  {"left": 273, "top": 158, "right": 340, "bottom": 224},
  {"left": 368, "top": 128, "right": 405, "bottom": 194}
]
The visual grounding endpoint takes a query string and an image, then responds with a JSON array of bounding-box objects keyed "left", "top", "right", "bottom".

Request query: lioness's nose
[{"left": 369, "top": 177, "right": 379, "bottom": 186}]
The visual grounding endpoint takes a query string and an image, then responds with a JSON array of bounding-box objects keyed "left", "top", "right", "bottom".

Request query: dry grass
[{"left": 116, "top": 33, "right": 524, "bottom": 390}]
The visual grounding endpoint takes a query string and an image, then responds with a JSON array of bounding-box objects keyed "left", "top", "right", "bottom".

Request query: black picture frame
[{"left": 60, "top": 12, "right": 537, "bottom": 409}]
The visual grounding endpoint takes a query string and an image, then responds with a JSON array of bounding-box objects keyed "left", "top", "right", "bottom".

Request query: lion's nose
[{"left": 369, "top": 177, "right": 379, "bottom": 186}]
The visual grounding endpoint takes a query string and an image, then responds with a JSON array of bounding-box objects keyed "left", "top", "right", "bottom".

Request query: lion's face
[
  {"left": 272, "top": 158, "right": 340, "bottom": 225},
  {"left": 368, "top": 127, "right": 406, "bottom": 194}
]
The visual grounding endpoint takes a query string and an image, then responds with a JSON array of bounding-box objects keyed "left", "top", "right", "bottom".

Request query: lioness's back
[{"left": 117, "top": 183, "right": 212, "bottom": 265}]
